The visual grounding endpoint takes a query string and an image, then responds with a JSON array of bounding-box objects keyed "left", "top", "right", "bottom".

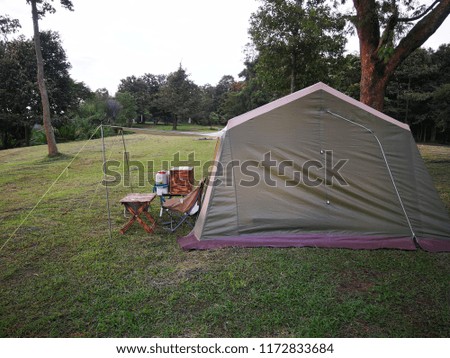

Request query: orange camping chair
[{"left": 161, "top": 179, "right": 205, "bottom": 232}]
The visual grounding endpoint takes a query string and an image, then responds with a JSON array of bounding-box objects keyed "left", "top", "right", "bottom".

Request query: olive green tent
[{"left": 179, "top": 82, "right": 450, "bottom": 251}]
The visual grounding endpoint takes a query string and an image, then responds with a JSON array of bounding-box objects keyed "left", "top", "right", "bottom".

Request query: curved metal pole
[{"left": 326, "top": 110, "right": 416, "bottom": 239}]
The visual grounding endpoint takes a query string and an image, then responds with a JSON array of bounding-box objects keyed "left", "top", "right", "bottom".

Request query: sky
[{"left": 2, "top": 0, "right": 450, "bottom": 95}]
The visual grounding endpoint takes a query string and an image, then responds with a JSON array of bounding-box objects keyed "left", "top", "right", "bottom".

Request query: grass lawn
[{"left": 0, "top": 135, "right": 449, "bottom": 338}]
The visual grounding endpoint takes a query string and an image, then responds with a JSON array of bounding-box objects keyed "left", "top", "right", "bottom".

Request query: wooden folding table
[{"left": 119, "top": 193, "right": 157, "bottom": 234}]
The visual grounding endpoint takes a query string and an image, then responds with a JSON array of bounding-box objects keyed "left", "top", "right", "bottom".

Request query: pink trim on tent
[
  {"left": 227, "top": 82, "right": 411, "bottom": 132},
  {"left": 178, "top": 232, "right": 417, "bottom": 251},
  {"left": 416, "top": 237, "right": 450, "bottom": 252}
]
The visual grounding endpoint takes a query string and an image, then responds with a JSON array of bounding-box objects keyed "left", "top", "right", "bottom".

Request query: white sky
[{"left": 2, "top": 0, "right": 450, "bottom": 95}]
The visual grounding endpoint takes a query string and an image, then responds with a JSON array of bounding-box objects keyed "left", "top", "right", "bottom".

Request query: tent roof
[{"left": 227, "top": 82, "right": 410, "bottom": 131}]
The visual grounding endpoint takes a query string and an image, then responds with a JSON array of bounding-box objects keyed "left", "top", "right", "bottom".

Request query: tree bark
[
  {"left": 353, "top": 0, "right": 450, "bottom": 112},
  {"left": 31, "top": 0, "right": 59, "bottom": 157},
  {"left": 24, "top": 124, "right": 31, "bottom": 147},
  {"left": 359, "top": 54, "right": 390, "bottom": 112},
  {"left": 1, "top": 131, "right": 9, "bottom": 149},
  {"left": 172, "top": 115, "right": 178, "bottom": 130}
]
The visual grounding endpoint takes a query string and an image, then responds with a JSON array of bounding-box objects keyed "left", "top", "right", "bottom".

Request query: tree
[
  {"left": 0, "top": 31, "right": 81, "bottom": 148},
  {"left": 430, "top": 82, "right": 450, "bottom": 143},
  {"left": 117, "top": 73, "right": 166, "bottom": 123},
  {"left": 158, "top": 66, "right": 200, "bottom": 130},
  {"left": 0, "top": 15, "right": 23, "bottom": 148},
  {"left": 27, "top": 0, "right": 74, "bottom": 156},
  {"left": 106, "top": 98, "right": 121, "bottom": 123},
  {"left": 350, "top": 0, "right": 450, "bottom": 111},
  {"left": 74, "top": 90, "right": 108, "bottom": 125},
  {"left": 116, "top": 92, "right": 137, "bottom": 127},
  {"left": 118, "top": 75, "right": 149, "bottom": 122},
  {"left": 384, "top": 44, "right": 450, "bottom": 143},
  {"left": 249, "top": 0, "right": 346, "bottom": 96},
  {"left": 195, "top": 84, "right": 216, "bottom": 125}
]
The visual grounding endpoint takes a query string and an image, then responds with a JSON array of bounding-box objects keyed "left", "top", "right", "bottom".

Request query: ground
[{"left": 0, "top": 135, "right": 449, "bottom": 337}]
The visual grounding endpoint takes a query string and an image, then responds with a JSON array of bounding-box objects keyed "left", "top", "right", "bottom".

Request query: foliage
[
  {"left": 74, "top": 92, "right": 108, "bottom": 125},
  {"left": 25, "top": 0, "right": 74, "bottom": 17},
  {"left": 385, "top": 45, "right": 450, "bottom": 143},
  {"left": 220, "top": 57, "right": 273, "bottom": 118},
  {"left": 344, "top": 0, "right": 450, "bottom": 110},
  {"left": 115, "top": 92, "right": 137, "bottom": 127},
  {"left": 40, "top": 32, "right": 82, "bottom": 115},
  {"left": 431, "top": 83, "right": 450, "bottom": 137},
  {"left": 0, "top": 14, "right": 21, "bottom": 40},
  {"left": 0, "top": 31, "right": 91, "bottom": 149},
  {"left": 117, "top": 74, "right": 166, "bottom": 123},
  {"left": 157, "top": 66, "right": 200, "bottom": 130},
  {"left": 249, "top": 0, "right": 347, "bottom": 96},
  {"left": 30, "top": 127, "right": 47, "bottom": 145},
  {"left": 54, "top": 117, "right": 98, "bottom": 142},
  {"left": 193, "top": 84, "right": 215, "bottom": 125},
  {"left": 2, "top": 1, "right": 449, "bottom": 148},
  {"left": 329, "top": 53, "right": 361, "bottom": 99},
  {"left": 27, "top": 0, "right": 76, "bottom": 156}
]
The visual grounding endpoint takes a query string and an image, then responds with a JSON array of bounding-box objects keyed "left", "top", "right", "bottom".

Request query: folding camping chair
[{"left": 161, "top": 179, "right": 205, "bottom": 232}]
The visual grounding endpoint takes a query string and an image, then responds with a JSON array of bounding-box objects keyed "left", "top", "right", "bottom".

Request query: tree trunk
[
  {"left": 359, "top": 53, "right": 389, "bottom": 111},
  {"left": 24, "top": 124, "right": 31, "bottom": 147},
  {"left": 172, "top": 115, "right": 178, "bottom": 130},
  {"left": 1, "top": 131, "right": 9, "bottom": 149},
  {"left": 31, "top": 0, "right": 59, "bottom": 157},
  {"left": 353, "top": 0, "right": 450, "bottom": 112},
  {"left": 430, "top": 124, "right": 437, "bottom": 143}
]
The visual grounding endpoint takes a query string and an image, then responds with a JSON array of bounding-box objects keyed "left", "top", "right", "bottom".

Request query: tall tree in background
[
  {"left": 116, "top": 92, "right": 137, "bottom": 127},
  {"left": 27, "top": 0, "right": 74, "bottom": 157},
  {"left": 158, "top": 66, "right": 200, "bottom": 130},
  {"left": 351, "top": 0, "right": 450, "bottom": 111},
  {"left": 1, "top": 31, "right": 87, "bottom": 148},
  {"left": 0, "top": 15, "right": 22, "bottom": 148},
  {"left": 249, "top": 0, "right": 346, "bottom": 96},
  {"left": 117, "top": 73, "right": 166, "bottom": 123}
]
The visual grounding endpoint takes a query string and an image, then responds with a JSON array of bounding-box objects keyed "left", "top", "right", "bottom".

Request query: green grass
[{"left": 0, "top": 136, "right": 449, "bottom": 337}]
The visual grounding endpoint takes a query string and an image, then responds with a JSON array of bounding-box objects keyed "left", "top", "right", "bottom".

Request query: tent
[{"left": 179, "top": 82, "right": 450, "bottom": 252}]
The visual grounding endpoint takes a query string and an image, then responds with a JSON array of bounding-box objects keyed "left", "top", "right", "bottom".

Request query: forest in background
[{"left": 1, "top": 0, "right": 450, "bottom": 149}]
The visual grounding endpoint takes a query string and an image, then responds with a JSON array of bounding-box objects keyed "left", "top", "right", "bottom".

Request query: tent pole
[
  {"left": 101, "top": 124, "right": 113, "bottom": 240},
  {"left": 326, "top": 110, "right": 416, "bottom": 239},
  {"left": 121, "top": 129, "right": 132, "bottom": 192}
]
